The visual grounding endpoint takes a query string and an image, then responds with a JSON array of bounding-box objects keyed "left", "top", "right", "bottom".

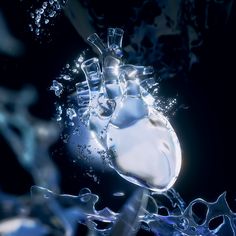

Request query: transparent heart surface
[
  {"left": 79, "top": 28, "right": 182, "bottom": 192},
  {"left": 107, "top": 107, "right": 181, "bottom": 192}
]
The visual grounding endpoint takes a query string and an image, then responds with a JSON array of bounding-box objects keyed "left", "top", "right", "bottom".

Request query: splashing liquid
[
  {"left": 49, "top": 28, "right": 182, "bottom": 189},
  {"left": 78, "top": 28, "right": 182, "bottom": 192},
  {"left": 29, "top": 0, "right": 67, "bottom": 36}
]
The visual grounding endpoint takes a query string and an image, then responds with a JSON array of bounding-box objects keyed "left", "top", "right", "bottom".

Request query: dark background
[{"left": 0, "top": 0, "right": 236, "bottom": 213}]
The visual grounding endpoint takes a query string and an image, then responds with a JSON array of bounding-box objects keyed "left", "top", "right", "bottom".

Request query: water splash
[
  {"left": 1, "top": 1, "right": 236, "bottom": 235},
  {"left": 51, "top": 45, "right": 179, "bottom": 179},
  {"left": 51, "top": 28, "right": 182, "bottom": 192},
  {"left": 1, "top": 185, "right": 232, "bottom": 236},
  {"left": 29, "top": 0, "right": 67, "bottom": 36},
  {"left": 47, "top": 28, "right": 236, "bottom": 235},
  {"left": 145, "top": 192, "right": 236, "bottom": 236}
]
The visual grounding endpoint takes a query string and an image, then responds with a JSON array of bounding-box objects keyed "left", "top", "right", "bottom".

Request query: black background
[{"left": 0, "top": 0, "right": 236, "bottom": 214}]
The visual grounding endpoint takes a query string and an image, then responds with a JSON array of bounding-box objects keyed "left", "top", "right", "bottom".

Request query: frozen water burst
[
  {"left": 0, "top": 0, "right": 235, "bottom": 234},
  {"left": 45, "top": 27, "right": 236, "bottom": 235},
  {"left": 53, "top": 28, "right": 182, "bottom": 192}
]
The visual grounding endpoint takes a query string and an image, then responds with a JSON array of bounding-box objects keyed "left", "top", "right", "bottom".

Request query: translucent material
[
  {"left": 107, "top": 28, "right": 124, "bottom": 57},
  {"left": 107, "top": 79, "right": 181, "bottom": 192},
  {"left": 81, "top": 57, "right": 102, "bottom": 93},
  {"left": 76, "top": 81, "right": 90, "bottom": 115},
  {"left": 87, "top": 33, "right": 106, "bottom": 54},
  {"left": 81, "top": 28, "right": 182, "bottom": 192},
  {"left": 120, "top": 64, "right": 154, "bottom": 77},
  {"left": 81, "top": 57, "right": 110, "bottom": 145}
]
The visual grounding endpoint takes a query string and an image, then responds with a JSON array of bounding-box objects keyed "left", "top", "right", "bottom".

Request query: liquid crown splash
[{"left": 80, "top": 28, "right": 182, "bottom": 192}]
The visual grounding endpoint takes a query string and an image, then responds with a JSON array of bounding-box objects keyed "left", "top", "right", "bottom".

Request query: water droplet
[
  {"left": 56, "top": 105, "right": 62, "bottom": 121},
  {"left": 78, "top": 55, "right": 84, "bottom": 63},
  {"left": 29, "top": 24, "right": 33, "bottom": 31},
  {"left": 66, "top": 108, "right": 77, "bottom": 120},
  {"left": 35, "top": 28, "right": 40, "bottom": 35},
  {"left": 50, "top": 80, "right": 63, "bottom": 97},
  {"left": 55, "top": 2, "right": 61, "bottom": 10},
  {"left": 49, "top": 10, "right": 56, "bottom": 18},
  {"left": 39, "top": 8, "right": 44, "bottom": 14},
  {"left": 62, "top": 75, "right": 71, "bottom": 80},
  {"left": 42, "top": 2, "right": 48, "bottom": 9},
  {"left": 113, "top": 192, "right": 125, "bottom": 197},
  {"left": 36, "top": 15, "right": 41, "bottom": 23}
]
